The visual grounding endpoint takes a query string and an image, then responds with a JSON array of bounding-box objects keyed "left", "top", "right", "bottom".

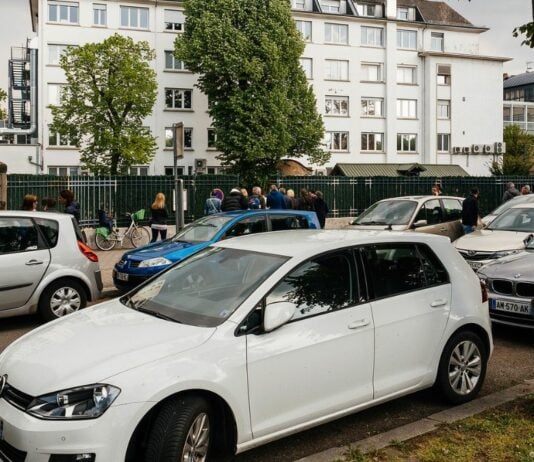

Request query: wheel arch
[
  {"left": 39, "top": 275, "right": 92, "bottom": 303},
  {"left": 449, "top": 322, "right": 491, "bottom": 357},
  {"left": 125, "top": 389, "right": 238, "bottom": 461}
]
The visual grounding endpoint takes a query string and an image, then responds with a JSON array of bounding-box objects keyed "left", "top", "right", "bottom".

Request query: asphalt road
[{"left": 0, "top": 313, "right": 532, "bottom": 462}]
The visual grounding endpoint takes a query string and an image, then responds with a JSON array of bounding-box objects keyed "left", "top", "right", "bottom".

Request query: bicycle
[{"left": 94, "top": 209, "right": 151, "bottom": 251}]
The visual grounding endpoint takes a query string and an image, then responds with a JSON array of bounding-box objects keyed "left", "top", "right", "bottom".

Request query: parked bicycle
[{"left": 95, "top": 209, "right": 150, "bottom": 251}]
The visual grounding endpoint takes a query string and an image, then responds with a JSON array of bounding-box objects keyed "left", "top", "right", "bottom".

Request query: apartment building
[{"left": 5, "top": 0, "right": 509, "bottom": 175}]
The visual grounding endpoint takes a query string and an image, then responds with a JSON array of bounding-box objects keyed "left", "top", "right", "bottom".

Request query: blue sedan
[{"left": 113, "top": 209, "right": 320, "bottom": 291}]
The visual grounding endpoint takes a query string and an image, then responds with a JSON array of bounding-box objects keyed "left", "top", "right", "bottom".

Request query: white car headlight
[
  {"left": 27, "top": 384, "right": 120, "bottom": 420},
  {"left": 494, "top": 250, "right": 521, "bottom": 258},
  {"left": 138, "top": 257, "right": 172, "bottom": 268}
]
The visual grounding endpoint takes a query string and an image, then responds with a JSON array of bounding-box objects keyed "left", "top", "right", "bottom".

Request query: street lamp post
[{"left": 173, "top": 122, "right": 184, "bottom": 231}]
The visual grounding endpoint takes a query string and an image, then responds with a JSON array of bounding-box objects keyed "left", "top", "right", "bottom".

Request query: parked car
[
  {"left": 113, "top": 209, "right": 320, "bottom": 291},
  {"left": 350, "top": 196, "right": 464, "bottom": 241},
  {"left": 454, "top": 204, "right": 534, "bottom": 271},
  {"left": 481, "top": 194, "right": 534, "bottom": 226},
  {"left": 0, "top": 211, "right": 102, "bottom": 321},
  {"left": 478, "top": 242, "right": 534, "bottom": 329},
  {"left": 0, "top": 230, "right": 492, "bottom": 461}
]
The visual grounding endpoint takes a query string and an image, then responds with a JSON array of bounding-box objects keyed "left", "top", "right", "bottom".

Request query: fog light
[{"left": 49, "top": 454, "right": 95, "bottom": 461}]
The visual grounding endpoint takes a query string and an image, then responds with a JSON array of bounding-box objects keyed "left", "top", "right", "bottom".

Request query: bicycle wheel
[
  {"left": 95, "top": 232, "right": 116, "bottom": 251},
  {"left": 131, "top": 226, "right": 150, "bottom": 248}
]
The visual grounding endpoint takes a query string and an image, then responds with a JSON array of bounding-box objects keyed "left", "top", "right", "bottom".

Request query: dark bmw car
[{"left": 113, "top": 209, "right": 320, "bottom": 291}]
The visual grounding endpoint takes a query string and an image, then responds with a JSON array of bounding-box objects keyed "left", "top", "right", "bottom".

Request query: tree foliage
[
  {"left": 175, "top": 0, "right": 328, "bottom": 184},
  {"left": 0, "top": 88, "right": 7, "bottom": 120},
  {"left": 51, "top": 34, "right": 157, "bottom": 175},
  {"left": 490, "top": 125, "right": 534, "bottom": 175}
]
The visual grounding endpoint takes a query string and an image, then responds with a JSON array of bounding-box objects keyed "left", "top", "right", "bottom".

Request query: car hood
[
  {"left": 454, "top": 230, "right": 532, "bottom": 252},
  {"left": 479, "top": 251, "right": 534, "bottom": 278},
  {"left": 0, "top": 300, "right": 216, "bottom": 396},
  {"left": 123, "top": 240, "right": 208, "bottom": 262}
]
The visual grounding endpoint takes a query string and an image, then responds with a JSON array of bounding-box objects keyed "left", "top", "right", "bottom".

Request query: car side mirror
[
  {"left": 263, "top": 301, "right": 296, "bottom": 332},
  {"left": 412, "top": 219, "right": 428, "bottom": 229}
]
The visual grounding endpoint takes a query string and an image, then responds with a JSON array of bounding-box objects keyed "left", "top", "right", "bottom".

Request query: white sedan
[{"left": 0, "top": 230, "right": 492, "bottom": 462}]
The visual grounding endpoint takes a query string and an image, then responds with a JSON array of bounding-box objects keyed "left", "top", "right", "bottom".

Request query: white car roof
[
  {"left": 378, "top": 195, "right": 464, "bottom": 203},
  {"left": 214, "top": 229, "right": 450, "bottom": 258},
  {"left": 0, "top": 211, "right": 72, "bottom": 221},
  {"left": 511, "top": 203, "right": 534, "bottom": 209}
]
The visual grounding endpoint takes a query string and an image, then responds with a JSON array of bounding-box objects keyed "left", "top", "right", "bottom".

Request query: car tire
[
  {"left": 39, "top": 279, "right": 87, "bottom": 322},
  {"left": 436, "top": 330, "right": 487, "bottom": 404},
  {"left": 146, "top": 396, "right": 212, "bottom": 462},
  {"left": 95, "top": 233, "right": 116, "bottom": 251}
]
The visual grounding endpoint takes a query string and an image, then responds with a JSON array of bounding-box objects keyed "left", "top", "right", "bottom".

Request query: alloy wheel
[
  {"left": 181, "top": 412, "right": 210, "bottom": 462},
  {"left": 448, "top": 340, "right": 482, "bottom": 395},
  {"left": 50, "top": 287, "right": 82, "bottom": 317}
]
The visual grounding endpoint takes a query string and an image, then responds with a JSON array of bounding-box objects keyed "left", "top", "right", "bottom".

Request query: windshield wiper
[
  {"left": 134, "top": 306, "right": 183, "bottom": 323},
  {"left": 358, "top": 220, "right": 387, "bottom": 225}
]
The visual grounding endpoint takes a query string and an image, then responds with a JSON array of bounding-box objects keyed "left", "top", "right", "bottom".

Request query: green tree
[
  {"left": 51, "top": 34, "right": 157, "bottom": 175},
  {"left": 175, "top": 0, "right": 328, "bottom": 184},
  {"left": 490, "top": 125, "right": 534, "bottom": 175},
  {"left": 0, "top": 88, "right": 7, "bottom": 120}
]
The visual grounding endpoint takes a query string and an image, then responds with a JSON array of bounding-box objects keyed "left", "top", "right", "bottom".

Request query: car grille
[
  {"left": 458, "top": 250, "right": 496, "bottom": 261},
  {"left": 517, "top": 282, "right": 534, "bottom": 297},
  {"left": 2, "top": 383, "right": 34, "bottom": 411},
  {"left": 0, "top": 439, "right": 27, "bottom": 462},
  {"left": 492, "top": 279, "right": 513, "bottom": 295}
]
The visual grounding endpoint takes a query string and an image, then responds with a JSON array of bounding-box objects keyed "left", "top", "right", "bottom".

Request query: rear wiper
[{"left": 135, "top": 306, "right": 182, "bottom": 323}]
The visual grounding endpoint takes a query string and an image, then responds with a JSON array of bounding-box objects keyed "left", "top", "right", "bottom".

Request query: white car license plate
[
  {"left": 490, "top": 299, "right": 532, "bottom": 315},
  {"left": 116, "top": 272, "right": 129, "bottom": 282},
  {"left": 467, "top": 260, "right": 483, "bottom": 271}
]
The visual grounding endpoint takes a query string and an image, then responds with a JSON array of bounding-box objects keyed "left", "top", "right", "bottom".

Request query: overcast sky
[{"left": 0, "top": 0, "right": 533, "bottom": 93}]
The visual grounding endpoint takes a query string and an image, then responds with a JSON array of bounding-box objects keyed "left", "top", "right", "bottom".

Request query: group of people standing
[
  {"left": 203, "top": 185, "right": 329, "bottom": 228},
  {"left": 20, "top": 189, "right": 80, "bottom": 223}
]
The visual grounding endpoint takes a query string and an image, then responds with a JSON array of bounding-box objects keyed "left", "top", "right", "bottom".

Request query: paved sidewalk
[
  {"left": 94, "top": 248, "right": 124, "bottom": 291},
  {"left": 296, "top": 378, "right": 534, "bottom": 462}
]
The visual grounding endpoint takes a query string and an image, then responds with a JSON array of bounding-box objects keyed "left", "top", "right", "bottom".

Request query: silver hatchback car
[{"left": 0, "top": 211, "right": 102, "bottom": 321}]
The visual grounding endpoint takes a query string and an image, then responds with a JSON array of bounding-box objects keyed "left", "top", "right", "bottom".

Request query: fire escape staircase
[{"left": 8, "top": 51, "right": 31, "bottom": 128}]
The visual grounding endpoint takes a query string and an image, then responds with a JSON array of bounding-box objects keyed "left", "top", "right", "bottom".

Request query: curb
[{"left": 295, "top": 378, "right": 534, "bottom": 462}]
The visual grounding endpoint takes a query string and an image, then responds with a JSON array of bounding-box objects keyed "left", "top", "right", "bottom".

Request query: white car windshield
[
  {"left": 486, "top": 207, "right": 534, "bottom": 232},
  {"left": 488, "top": 195, "right": 534, "bottom": 217},
  {"left": 121, "top": 247, "right": 288, "bottom": 327},
  {"left": 171, "top": 215, "right": 233, "bottom": 243},
  {"left": 353, "top": 200, "right": 417, "bottom": 226}
]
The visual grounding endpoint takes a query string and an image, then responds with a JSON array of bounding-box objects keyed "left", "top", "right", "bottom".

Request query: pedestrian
[
  {"left": 213, "top": 188, "right": 224, "bottom": 201},
  {"left": 313, "top": 191, "right": 329, "bottom": 229},
  {"left": 240, "top": 188, "right": 249, "bottom": 204},
  {"left": 521, "top": 185, "right": 531, "bottom": 195},
  {"left": 279, "top": 187, "right": 292, "bottom": 209},
  {"left": 286, "top": 189, "right": 297, "bottom": 209},
  {"left": 297, "top": 188, "right": 315, "bottom": 211},
  {"left": 21, "top": 194, "right": 38, "bottom": 211},
  {"left": 248, "top": 186, "right": 266, "bottom": 209},
  {"left": 462, "top": 188, "right": 479, "bottom": 235},
  {"left": 204, "top": 189, "right": 222, "bottom": 215},
  {"left": 431, "top": 184, "right": 442, "bottom": 196},
  {"left": 502, "top": 182, "right": 520, "bottom": 203},
  {"left": 266, "top": 184, "right": 286, "bottom": 209},
  {"left": 221, "top": 187, "right": 248, "bottom": 211},
  {"left": 149, "top": 192, "right": 168, "bottom": 243},
  {"left": 59, "top": 189, "right": 80, "bottom": 223},
  {"left": 41, "top": 197, "right": 57, "bottom": 212}
]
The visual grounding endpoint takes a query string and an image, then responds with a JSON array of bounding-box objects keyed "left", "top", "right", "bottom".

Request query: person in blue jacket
[{"left": 266, "top": 185, "right": 286, "bottom": 209}]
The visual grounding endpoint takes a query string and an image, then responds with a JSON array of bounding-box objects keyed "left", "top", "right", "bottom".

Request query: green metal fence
[{"left": 6, "top": 174, "right": 534, "bottom": 225}]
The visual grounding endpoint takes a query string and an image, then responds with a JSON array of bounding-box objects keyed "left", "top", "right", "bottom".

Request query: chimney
[{"left": 385, "top": 0, "right": 397, "bottom": 19}]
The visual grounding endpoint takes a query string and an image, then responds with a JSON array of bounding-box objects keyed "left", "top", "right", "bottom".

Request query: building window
[
  {"left": 292, "top": 0, "right": 306, "bottom": 9},
  {"left": 296, "top": 20, "right": 312, "bottom": 41},
  {"left": 48, "top": 83, "right": 66, "bottom": 106},
  {"left": 361, "top": 132, "right": 384, "bottom": 151},
  {"left": 397, "top": 29, "right": 417, "bottom": 49},
  {"left": 325, "top": 23, "right": 348, "bottom": 44},
  {"left": 397, "top": 99, "right": 417, "bottom": 118},
  {"left": 321, "top": 0, "right": 341, "bottom": 13},
  {"left": 165, "top": 166, "right": 185, "bottom": 176},
  {"left": 361, "top": 63, "right": 383, "bottom": 82},
  {"left": 165, "top": 51, "right": 186, "bottom": 71},
  {"left": 130, "top": 166, "right": 149, "bottom": 176},
  {"left": 93, "top": 3, "right": 106, "bottom": 26},
  {"left": 299, "top": 57, "right": 313, "bottom": 79},
  {"left": 164, "top": 9, "right": 184, "bottom": 32},
  {"left": 325, "top": 59, "right": 348, "bottom": 80},
  {"left": 48, "top": 44, "right": 72, "bottom": 65},
  {"left": 361, "top": 98, "right": 384, "bottom": 117},
  {"left": 16, "top": 134, "right": 31, "bottom": 145},
  {"left": 325, "top": 96, "right": 349, "bottom": 116},
  {"left": 437, "top": 64, "right": 451, "bottom": 85},
  {"left": 165, "top": 88, "right": 192, "bottom": 109},
  {"left": 207, "top": 129, "right": 217, "bottom": 148},
  {"left": 361, "top": 26, "right": 384, "bottom": 47},
  {"left": 48, "top": 1, "right": 79, "bottom": 24},
  {"left": 48, "top": 126, "right": 77, "bottom": 147},
  {"left": 437, "top": 134, "right": 450, "bottom": 153},
  {"left": 431, "top": 32, "right": 444, "bottom": 52},
  {"left": 325, "top": 131, "right": 348, "bottom": 151},
  {"left": 397, "top": 7, "right": 415, "bottom": 20},
  {"left": 437, "top": 100, "right": 450, "bottom": 119},
  {"left": 357, "top": 4, "right": 382, "bottom": 17},
  {"left": 397, "top": 65, "right": 416, "bottom": 84},
  {"left": 120, "top": 6, "right": 149, "bottom": 29},
  {"left": 397, "top": 134, "right": 417, "bottom": 152},
  {"left": 48, "top": 166, "right": 80, "bottom": 176},
  {"left": 165, "top": 127, "right": 193, "bottom": 149}
]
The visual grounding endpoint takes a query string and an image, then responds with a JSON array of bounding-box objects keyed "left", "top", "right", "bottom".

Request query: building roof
[
  {"left": 503, "top": 72, "right": 534, "bottom": 89},
  {"left": 331, "top": 163, "right": 470, "bottom": 177}
]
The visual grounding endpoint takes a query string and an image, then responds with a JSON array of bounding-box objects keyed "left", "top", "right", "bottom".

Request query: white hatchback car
[
  {"left": 0, "top": 230, "right": 491, "bottom": 462},
  {"left": 0, "top": 211, "right": 102, "bottom": 321}
]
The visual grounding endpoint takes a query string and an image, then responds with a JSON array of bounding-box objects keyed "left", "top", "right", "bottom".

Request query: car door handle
[
  {"left": 348, "top": 319, "right": 370, "bottom": 329},
  {"left": 25, "top": 260, "right": 44, "bottom": 266},
  {"left": 430, "top": 299, "right": 448, "bottom": 308}
]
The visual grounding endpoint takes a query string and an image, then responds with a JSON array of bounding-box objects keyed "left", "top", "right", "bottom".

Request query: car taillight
[
  {"left": 78, "top": 241, "right": 99, "bottom": 263},
  {"left": 480, "top": 280, "right": 488, "bottom": 303}
]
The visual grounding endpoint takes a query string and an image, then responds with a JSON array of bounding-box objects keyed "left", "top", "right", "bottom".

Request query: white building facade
[{"left": 4, "top": 0, "right": 509, "bottom": 175}]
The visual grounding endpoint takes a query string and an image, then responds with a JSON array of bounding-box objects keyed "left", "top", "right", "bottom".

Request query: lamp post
[{"left": 173, "top": 122, "right": 184, "bottom": 231}]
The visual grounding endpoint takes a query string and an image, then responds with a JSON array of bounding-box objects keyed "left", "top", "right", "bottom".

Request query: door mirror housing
[
  {"left": 412, "top": 219, "right": 428, "bottom": 229},
  {"left": 263, "top": 301, "right": 297, "bottom": 332}
]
